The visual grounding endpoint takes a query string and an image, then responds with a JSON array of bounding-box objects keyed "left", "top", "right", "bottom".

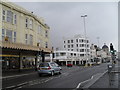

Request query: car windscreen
[
  {"left": 39, "top": 63, "right": 49, "bottom": 67},
  {"left": 50, "top": 63, "right": 58, "bottom": 67}
]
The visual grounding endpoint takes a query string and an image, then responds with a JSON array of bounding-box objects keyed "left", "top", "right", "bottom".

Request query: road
[{"left": 2, "top": 63, "right": 108, "bottom": 89}]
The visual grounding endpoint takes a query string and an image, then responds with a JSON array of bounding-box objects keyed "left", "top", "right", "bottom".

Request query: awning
[{"left": 0, "top": 41, "right": 52, "bottom": 53}]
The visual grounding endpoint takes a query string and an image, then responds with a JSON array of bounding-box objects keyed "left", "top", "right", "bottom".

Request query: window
[
  {"left": 29, "top": 34, "right": 33, "bottom": 45},
  {"left": 87, "top": 49, "right": 89, "bottom": 52},
  {"left": 56, "top": 53, "right": 59, "bottom": 56},
  {"left": 76, "top": 44, "right": 78, "bottom": 47},
  {"left": 79, "top": 44, "right": 81, "bottom": 47},
  {"left": 64, "top": 45, "right": 66, "bottom": 48},
  {"left": 82, "top": 44, "right": 84, "bottom": 47},
  {"left": 39, "top": 63, "right": 49, "bottom": 67},
  {"left": 13, "top": 14, "right": 17, "bottom": 24},
  {"left": 25, "top": 34, "right": 28, "bottom": 44},
  {"left": 71, "top": 40, "right": 73, "bottom": 43},
  {"left": 45, "top": 42, "right": 48, "bottom": 48},
  {"left": 25, "top": 18, "right": 28, "bottom": 28},
  {"left": 71, "top": 53, "right": 73, "bottom": 56},
  {"left": 81, "top": 39, "right": 84, "bottom": 42},
  {"left": 37, "top": 39, "right": 41, "bottom": 46},
  {"left": 87, "top": 44, "right": 89, "bottom": 47},
  {"left": 64, "top": 41, "right": 65, "bottom": 43},
  {"left": 68, "top": 40, "right": 70, "bottom": 43},
  {"left": 60, "top": 53, "right": 66, "bottom": 56},
  {"left": 6, "top": 30, "right": 12, "bottom": 42},
  {"left": 13, "top": 32, "right": 16, "bottom": 43},
  {"left": 45, "top": 31, "right": 48, "bottom": 38},
  {"left": 87, "top": 40, "right": 89, "bottom": 43},
  {"left": 79, "top": 39, "right": 81, "bottom": 42},
  {"left": 71, "top": 44, "right": 74, "bottom": 48},
  {"left": 29, "top": 19, "right": 33, "bottom": 29},
  {"left": 80, "top": 54, "right": 84, "bottom": 56},
  {"left": 7, "top": 10, "right": 13, "bottom": 23},
  {"left": 71, "top": 49, "right": 73, "bottom": 51},
  {"left": 80, "top": 49, "right": 84, "bottom": 52},
  {"left": 2, "top": 29, "right": 5, "bottom": 41},
  {"left": 2, "top": 10, "right": 6, "bottom": 21},
  {"left": 74, "top": 53, "right": 76, "bottom": 56},
  {"left": 76, "top": 39, "right": 78, "bottom": 42},
  {"left": 68, "top": 45, "right": 70, "bottom": 48}
]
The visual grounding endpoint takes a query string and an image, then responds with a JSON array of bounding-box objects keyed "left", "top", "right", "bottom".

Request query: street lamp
[{"left": 81, "top": 15, "right": 88, "bottom": 66}]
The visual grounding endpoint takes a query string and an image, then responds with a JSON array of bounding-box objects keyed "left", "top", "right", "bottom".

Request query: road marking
[
  {"left": 4, "top": 85, "right": 16, "bottom": 89},
  {"left": 76, "top": 70, "right": 108, "bottom": 88},
  {"left": 76, "top": 76, "right": 93, "bottom": 88},
  {"left": 17, "top": 82, "right": 28, "bottom": 86}
]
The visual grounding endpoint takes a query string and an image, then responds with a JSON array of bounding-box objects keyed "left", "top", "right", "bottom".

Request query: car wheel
[
  {"left": 51, "top": 71, "right": 54, "bottom": 76},
  {"left": 59, "top": 71, "right": 61, "bottom": 74}
]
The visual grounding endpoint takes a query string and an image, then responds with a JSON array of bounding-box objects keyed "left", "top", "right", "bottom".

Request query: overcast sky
[{"left": 11, "top": 1, "right": 118, "bottom": 50}]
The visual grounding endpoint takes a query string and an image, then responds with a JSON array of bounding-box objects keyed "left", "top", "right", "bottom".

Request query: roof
[{"left": 102, "top": 45, "right": 109, "bottom": 49}]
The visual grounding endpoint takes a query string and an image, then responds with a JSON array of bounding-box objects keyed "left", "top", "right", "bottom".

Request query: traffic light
[
  {"left": 110, "top": 43, "right": 114, "bottom": 54},
  {"left": 110, "top": 43, "right": 114, "bottom": 51}
]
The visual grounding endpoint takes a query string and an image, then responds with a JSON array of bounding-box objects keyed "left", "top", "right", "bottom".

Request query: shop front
[{"left": 1, "top": 41, "right": 52, "bottom": 73}]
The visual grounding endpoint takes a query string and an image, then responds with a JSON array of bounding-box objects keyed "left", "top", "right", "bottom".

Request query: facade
[
  {"left": 63, "top": 34, "right": 90, "bottom": 64},
  {"left": 53, "top": 50, "right": 84, "bottom": 65},
  {"left": 101, "top": 44, "right": 111, "bottom": 62},
  {"left": 90, "top": 44, "right": 111, "bottom": 64},
  {"left": 90, "top": 44, "right": 97, "bottom": 62},
  {"left": 0, "top": 1, "right": 52, "bottom": 72}
]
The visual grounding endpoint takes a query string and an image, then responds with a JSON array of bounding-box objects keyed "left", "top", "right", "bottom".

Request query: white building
[
  {"left": 62, "top": 34, "right": 90, "bottom": 65},
  {"left": 53, "top": 50, "right": 85, "bottom": 65}
]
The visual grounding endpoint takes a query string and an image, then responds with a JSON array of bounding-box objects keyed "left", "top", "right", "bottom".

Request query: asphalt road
[
  {"left": 25, "top": 63, "right": 108, "bottom": 88},
  {"left": 2, "top": 63, "right": 108, "bottom": 89}
]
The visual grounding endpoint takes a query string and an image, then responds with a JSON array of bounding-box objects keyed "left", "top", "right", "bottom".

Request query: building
[
  {"left": 90, "top": 44, "right": 97, "bottom": 62},
  {"left": 63, "top": 34, "right": 90, "bottom": 65},
  {"left": 53, "top": 50, "right": 83, "bottom": 65},
  {"left": 0, "top": 1, "right": 52, "bottom": 72},
  {"left": 101, "top": 44, "right": 111, "bottom": 62}
]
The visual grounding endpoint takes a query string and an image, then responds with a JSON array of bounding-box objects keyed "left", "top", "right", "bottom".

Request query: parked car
[
  {"left": 67, "top": 64, "right": 73, "bottom": 67},
  {"left": 38, "top": 62, "right": 62, "bottom": 76}
]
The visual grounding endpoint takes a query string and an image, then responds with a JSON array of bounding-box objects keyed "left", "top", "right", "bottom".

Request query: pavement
[
  {"left": 2, "top": 68, "right": 36, "bottom": 77},
  {"left": 80, "top": 61, "right": 120, "bottom": 89}
]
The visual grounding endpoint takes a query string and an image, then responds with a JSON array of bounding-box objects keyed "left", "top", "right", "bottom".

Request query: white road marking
[
  {"left": 5, "top": 85, "right": 16, "bottom": 89},
  {"left": 76, "top": 76, "right": 93, "bottom": 88},
  {"left": 76, "top": 70, "right": 108, "bottom": 88}
]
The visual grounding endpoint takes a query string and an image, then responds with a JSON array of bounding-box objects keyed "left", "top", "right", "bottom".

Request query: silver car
[{"left": 38, "top": 62, "right": 62, "bottom": 76}]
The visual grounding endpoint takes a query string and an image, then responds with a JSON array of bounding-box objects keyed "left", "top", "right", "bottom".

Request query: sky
[{"left": 9, "top": 1, "right": 118, "bottom": 50}]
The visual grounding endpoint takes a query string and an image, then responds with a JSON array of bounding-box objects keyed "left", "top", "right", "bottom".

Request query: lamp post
[{"left": 81, "top": 15, "right": 88, "bottom": 66}]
